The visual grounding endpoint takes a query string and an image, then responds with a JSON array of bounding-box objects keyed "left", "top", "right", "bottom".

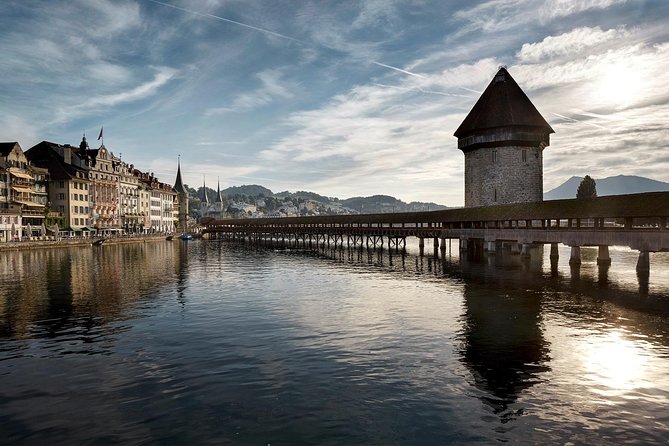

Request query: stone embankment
[{"left": 0, "top": 235, "right": 173, "bottom": 252}]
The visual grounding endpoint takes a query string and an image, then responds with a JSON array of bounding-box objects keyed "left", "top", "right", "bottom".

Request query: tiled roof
[{"left": 454, "top": 67, "right": 554, "bottom": 138}]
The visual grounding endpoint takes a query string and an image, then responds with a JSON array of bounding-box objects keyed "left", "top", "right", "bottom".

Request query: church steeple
[
  {"left": 215, "top": 177, "right": 223, "bottom": 203},
  {"left": 79, "top": 133, "right": 89, "bottom": 154},
  {"left": 173, "top": 155, "right": 186, "bottom": 194},
  {"left": 202, "top": 176, "right": 209, "bottom": 205}
]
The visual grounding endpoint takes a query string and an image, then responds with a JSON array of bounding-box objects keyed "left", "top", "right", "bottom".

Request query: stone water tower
[{"left": 454, "top": 67, "right": 554, "bottom": 207}]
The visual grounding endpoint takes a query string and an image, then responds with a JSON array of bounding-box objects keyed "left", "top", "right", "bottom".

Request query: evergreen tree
[{"left": 576, "top": 175, "right": 597, "bottom": 199}]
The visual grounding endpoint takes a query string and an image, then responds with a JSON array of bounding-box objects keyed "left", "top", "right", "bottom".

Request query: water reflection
[
  {"left": 0, "top": 242, "right": 180, "bottom": 343},
  {"left": 458, "top": 281, "right": 549, "bottom": 422}
]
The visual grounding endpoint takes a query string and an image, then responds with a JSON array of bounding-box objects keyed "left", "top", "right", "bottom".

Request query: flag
[{"left": 97, "top": 126, "right": 103, "bottom": 141}]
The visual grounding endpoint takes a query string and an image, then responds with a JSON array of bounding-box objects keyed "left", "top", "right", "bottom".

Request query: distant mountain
[
  {"left": 187, "top": 183, "right": 450, "bottom": 215},
  {"left": 275, "top": 190, "right": 332, "bottom": 204},
  {"left": 222, "top": 184, "right": 274, "bottom": 197},
  {"left": 545, "top": 175, "right": 669, "bottom": 200},
  {"left": 341, "top": 195, "right": 449, "bottom": 213}
]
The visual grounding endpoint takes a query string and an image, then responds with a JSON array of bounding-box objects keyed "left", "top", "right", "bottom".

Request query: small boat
[
  {"left": 165, "top": 235, "right": 174, "bottom": 241},
  {"left": 179, "top": 233, "right": 193, "bottom": 240},
  {"left": 92, "top": 238, "right": 106, "bottom": 246}
]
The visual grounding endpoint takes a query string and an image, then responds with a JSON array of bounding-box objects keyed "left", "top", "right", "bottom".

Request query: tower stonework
[{"left": 455, "top": 67, "right": 554, "bottom": 207}]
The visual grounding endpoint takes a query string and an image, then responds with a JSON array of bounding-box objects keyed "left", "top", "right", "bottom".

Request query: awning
[
  {"left": 14, "top": 200, "right": 45, "bottom": 207},
  {"left": 82, "top": 226, "right": 97, "bottom": 232},
  {"left": 11, "top": 185, "right": 33, "bottom": 193},
  {"left": 8, "top": 168, "right": 33, "bottom": 180}
]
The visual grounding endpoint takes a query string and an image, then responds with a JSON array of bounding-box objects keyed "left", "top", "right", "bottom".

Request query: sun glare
[
  {"left": 593, "top": 63, "right": 643, "bottom": 109},
  {"left": 583, "top": 330, "right": 648, "bottom": 392}
]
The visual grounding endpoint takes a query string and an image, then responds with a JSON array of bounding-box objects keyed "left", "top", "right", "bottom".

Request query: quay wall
[{"left": 0, "top": 236, "right": 170, "bottom": 252}]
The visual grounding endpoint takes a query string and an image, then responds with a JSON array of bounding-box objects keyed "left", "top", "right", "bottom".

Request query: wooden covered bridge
[{"left": 201, "top": 191, "right": 669, "bottom": 272}]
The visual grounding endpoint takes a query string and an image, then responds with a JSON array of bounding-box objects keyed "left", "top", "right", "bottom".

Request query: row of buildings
[{"left": 0, "top": 137, "right": 188, "bottom": 242}]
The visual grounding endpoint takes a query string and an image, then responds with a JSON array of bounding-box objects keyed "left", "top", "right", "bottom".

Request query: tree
[{"left": 576, "top": 175, "right": 597, "bottom": 199}]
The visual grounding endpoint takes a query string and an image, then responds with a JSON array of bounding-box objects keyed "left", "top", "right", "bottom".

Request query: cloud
[
  {"left": 454, "top": 0, "right": 628, "bottom": 33},
  {"left": 53, "top": 66, "right": 179, "bottom": 124},
  {"left": 228, "top": 69, "right": 295, "bottom": 111},
  {"left": 517, "top": 26, "right": 629, "bottom": 63},
  {"left": 539, "top": 0, "right": 628, "bottom": 21}
]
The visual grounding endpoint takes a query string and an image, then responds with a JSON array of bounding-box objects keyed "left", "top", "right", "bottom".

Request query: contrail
[
  {"left": 147, "top": 0, "right": 305, "bottom": 45},
  {"left": 148, "top": 0, "right": 458, "bottom": 84},
  {"left": 551, "top": 112, "right": 609, "bottom": 130},
  {"left": 371, "top": 61, "right": 426, "bottom": 78},
  {"left": 373, "top": 83, "right": 474, "bottom": 98}
]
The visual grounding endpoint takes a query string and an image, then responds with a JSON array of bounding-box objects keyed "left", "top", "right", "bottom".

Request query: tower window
[
  {"left": 492, "top": 150, "right": 498, "bottom": 163},
  {"left": 494, "top": 188, "right": 497, "bottom": 202},
  {"left": 522, "top": 149, "right": 527, "bottom": 162}
]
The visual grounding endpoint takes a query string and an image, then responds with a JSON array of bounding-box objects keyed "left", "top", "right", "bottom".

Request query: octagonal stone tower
[{"left": 454, "top": 67, "right": 554, "bottom": 207}]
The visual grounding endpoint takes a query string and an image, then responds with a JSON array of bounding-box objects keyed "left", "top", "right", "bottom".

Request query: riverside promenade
[{"left": 0, "top": 234, "right": 173, "bottom": 252}]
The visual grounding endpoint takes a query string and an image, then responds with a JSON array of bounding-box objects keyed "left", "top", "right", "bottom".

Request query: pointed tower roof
[
  {"left": 454, "top": 67, "right": 554, "bottom": 139},
  {"left": 79, "top": 134, "right": 89, "bottom": 153},
  {"left": 215, "top": 178, "right": 223, "bottom": 203},
  {"left": 201, "top": 177, "right": 209, "bottom": 205},
  {"left": 173, "top": 157, "right": 186, "bottom": 194}
]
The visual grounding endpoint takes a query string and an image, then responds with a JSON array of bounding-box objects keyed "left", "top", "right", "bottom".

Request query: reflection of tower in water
[{"left": 458, "top": 280, "right": 550, "bottom": 422}]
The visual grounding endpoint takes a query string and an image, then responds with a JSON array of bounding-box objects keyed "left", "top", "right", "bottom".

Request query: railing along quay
[{"left": 202, "top": 192, "right": 669, "bottom": 272}]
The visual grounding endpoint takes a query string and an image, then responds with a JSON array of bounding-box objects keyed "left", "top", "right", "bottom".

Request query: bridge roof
[
  {"left": 208, "top": 192, "right": 669, "bottom": 226},
  {"left": 454, "top": 67, "right": 554, "bottom": 138}
]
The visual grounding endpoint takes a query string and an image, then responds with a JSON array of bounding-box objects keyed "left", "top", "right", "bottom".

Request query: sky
[{"left": 1, "top": 0, "right": 668, "bottom": 206}]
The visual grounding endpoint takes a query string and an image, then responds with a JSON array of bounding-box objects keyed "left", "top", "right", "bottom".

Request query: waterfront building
[
  {"left": 118, "top": 161, "right": 142, "bottom": 233},
  {"left": 87, "top": 144, "right": 120, "bottom": 231},
  {"left": 0, "top": 142, "right": 48, "bottom": 240},
  {"left": 27, "top": 139, "right": 94, "bottom": 235},
  {"left": 133, "top": 170, "right": 177, "bottom": 233},
  {"left": 454, "top": 67, "right": 554, "bottom": 207}
]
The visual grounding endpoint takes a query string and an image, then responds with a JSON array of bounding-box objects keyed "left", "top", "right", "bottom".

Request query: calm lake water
[{"left": 1, "top": 239, "right": 669, "bottom": 445}]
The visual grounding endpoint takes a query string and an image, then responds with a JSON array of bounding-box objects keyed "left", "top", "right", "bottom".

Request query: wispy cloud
[
  {"left": 147, "top": 0, "right": 305, "bottom": 44},
  {"left": 517, "top": 26, "right": 629, "bottom": 63},
  {"left": 53, "top": 66, "right": 179, "bottom": 124}
]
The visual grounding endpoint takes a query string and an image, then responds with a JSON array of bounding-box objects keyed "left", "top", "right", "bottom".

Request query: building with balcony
[
  {"left": 0, "top": 142, "right": 49, "bottom": 240},
  {"left": 26, "top": 139, "right": 92, "bottom": 234}
]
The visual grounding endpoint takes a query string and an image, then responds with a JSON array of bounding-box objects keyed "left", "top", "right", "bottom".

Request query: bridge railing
[{"left": 202, "top": 192, "right": 669, "bottom": 235}]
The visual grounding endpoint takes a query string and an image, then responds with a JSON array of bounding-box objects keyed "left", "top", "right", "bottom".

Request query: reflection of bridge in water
[{"left": 202, "top": 190, "right": 669, "bottom": 279}]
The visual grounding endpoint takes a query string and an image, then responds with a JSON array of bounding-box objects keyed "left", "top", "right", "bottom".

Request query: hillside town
[{"left": 0, "top": 136, "right": 188, "bottom": 242}]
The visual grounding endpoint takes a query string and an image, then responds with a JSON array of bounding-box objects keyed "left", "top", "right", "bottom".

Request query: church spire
[
  {"left": 216, "top": 177, "right": 223, "bottom": 203},
  {"left": 202, "top": 176, "right": 209, "bottom": 205},
  {"left": 173, "top": 155, "right": 186, "bottom": 194},
  {"left": 79, "top": 133, "right": 89, "bottom": 154}
]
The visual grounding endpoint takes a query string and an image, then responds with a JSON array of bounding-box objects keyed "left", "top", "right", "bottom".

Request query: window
[
  {"left": 57, "top": 193, "right": 65, "bottom": 200},
  {"left": 494, "top": 188, "right": 497, "bottom": 202},
  {"left": 73, "top": 206, "right": 78, "bottom": 213},
  {"left": 522, "top": 149, "right": 527, "bottom": 162},
  {"left": 74, "top": 218, "right": 79, "bottom": 225},
  {"left": 492, "top": 150, "right": 498, "bottom": 163},
  {"left": 59, "top": 181, "right": 65, "bottom": 188}
]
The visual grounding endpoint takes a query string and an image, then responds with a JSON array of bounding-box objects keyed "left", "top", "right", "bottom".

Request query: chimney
[{"left": 63, "top": 146, "right": 71, "bottom": 165}]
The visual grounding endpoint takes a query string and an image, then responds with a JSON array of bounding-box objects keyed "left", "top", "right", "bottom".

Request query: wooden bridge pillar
[
  {"left": 636, "top": 251, "right": 650, "bottom": 272},
  {"left": 520, "top": 243, "right": 532, "bottom": 259},
  {"left": 484, "top": 240, "right": 496, "bottom": 253},
  {"left": 459, "top": 237, "right": 467, "bottom": 252},
  {"left": 597, "top": 245, "right": 611, "bottom": 266},
  {"left": 418, "top": 237, "right": 425, "bottom": 256},
  {"left": 440, "top": 238, "right": 447, "bottom": 253},
  {"left": 569, "top": 246, "right": 582, "bottom": 266},
  {"left": 549, "top": 243, "right": 559, "bottom": 260}
]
